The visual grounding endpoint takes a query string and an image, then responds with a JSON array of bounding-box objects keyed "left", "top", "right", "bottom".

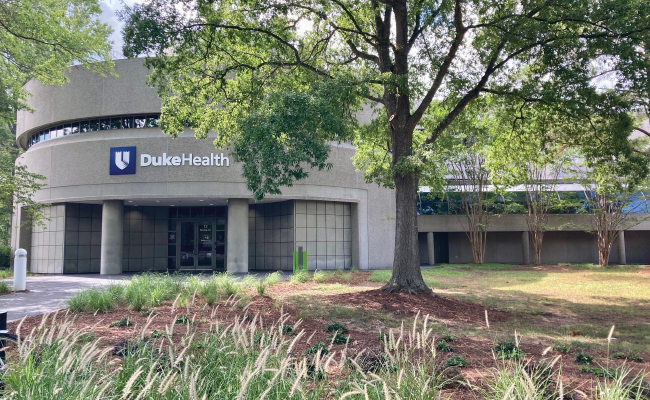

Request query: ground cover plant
[{"left": 5, "top": 264, "right": 650, "bottom": 399}]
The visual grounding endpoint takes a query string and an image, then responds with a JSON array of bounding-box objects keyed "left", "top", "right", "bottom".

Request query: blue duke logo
[{"left": 109, "top": 146, "right": 137, "bottom": 175}]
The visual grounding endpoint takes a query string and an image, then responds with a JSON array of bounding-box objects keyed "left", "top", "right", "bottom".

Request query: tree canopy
[
  {"left": 121, "top": 0, "right": 650, "bottom": 293},
  {"left": 0, "top": 0, "right": 113, "bottom": 124}
]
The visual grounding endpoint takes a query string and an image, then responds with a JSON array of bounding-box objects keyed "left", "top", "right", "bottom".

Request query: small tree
[
  {"left": 445, "top": 139, "right": 493, "bottom": 264},
  {"left": 578, "top": 162, "right": 650, "bottom": 267}
]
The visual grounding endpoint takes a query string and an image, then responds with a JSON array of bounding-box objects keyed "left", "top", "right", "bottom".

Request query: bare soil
[{"left": 6, "top": 273, "right": 649, "bottom": 399}]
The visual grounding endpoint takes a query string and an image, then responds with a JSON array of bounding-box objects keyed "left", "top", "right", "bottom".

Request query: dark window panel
[
  {"left": 63, "top": 124, "right": 72, "bottom": 136},
  {"left": 71, "top": 122, "right": 80, "bottom": 134},
  {"left": 110, "top": 117, "right": 122, "bottom": 130},
  {"left": 177, "top": 207, "right": 190, "bottom": 218},
  {"left": 79, "top": 121, "right": 90, "bottom": 133},
  {"left": 146, "top": 115, "right": 159, "bottom": 128},
  {"left": 191, "top": 207, "right": 203, "bottom": 218},
  {"left": 168, "top": 207, "right": 177, "bottom": 219},
  {"left": 122, "top": 116, "right": 133, "bottom": 129},
  {"left": 99, "top": 118, "right": 110, "bottom": 130},
  {"left": 43, "top": 131, "right": 50, "bottom": 140},
  {"left": 134, "top": 116, "right": 146, "bottom": 128},
  {"left": 89, "top": 119, "right": 99, "bottom": 131}
]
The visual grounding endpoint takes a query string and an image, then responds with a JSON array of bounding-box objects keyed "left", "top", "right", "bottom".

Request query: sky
[{"left": 98, "top": 0, "right": 139, "bottom": 58}]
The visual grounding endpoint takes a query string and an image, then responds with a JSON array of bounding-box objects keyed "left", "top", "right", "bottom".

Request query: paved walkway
[
  {"left": 0, "top": 272, "right": 290, "bottom": 322},
  {"left": 0, "top": 275, "right": 128, "bottom": 322}
]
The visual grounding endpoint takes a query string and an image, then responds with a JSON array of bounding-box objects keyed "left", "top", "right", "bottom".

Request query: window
[
  {"left": 99, "top": 118, "right": 111, "bottom": 130},
  {"left": 26, "top": 114, "right": 162, "bottom": 148},
  {"left": 146, "top": 115, "right": 159, "bottom": 128},
  {"left": 121, "top": 116, "right": 133, "bottom": 129},
  {"left": 134, "top": 116, "right": 146, "bottom": 128},
  {"left": 110, "top": 118, "right": 122, "bottom": 130}
]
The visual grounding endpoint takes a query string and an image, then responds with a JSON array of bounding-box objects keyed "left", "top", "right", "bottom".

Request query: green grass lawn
[{"left": 370, "top": 264, "right": 650, "bottom": 352}]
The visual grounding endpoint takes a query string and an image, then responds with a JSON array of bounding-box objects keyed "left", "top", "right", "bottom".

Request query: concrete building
[
  {"left": 10, "top": 58, "right": 649, "bottom": 273},
  {"left": 11, "top": 59, "right": 396, "bottom": 274}
]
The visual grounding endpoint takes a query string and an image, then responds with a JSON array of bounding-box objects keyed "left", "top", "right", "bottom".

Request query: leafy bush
[
  {"left": 610, "top": 352, "right": 627, "bottom": 360},
  {"left": 305, "top": 343, "right": 329, "bottom": 356},
  {"left": 324, "top": 322, "right": 347, "bottom": 334},
  {"left": 327, "top": 332, "right": 349, "bottom": 345},
  {"left": 436, "top": 339, "right": 454, "bottom": 352},
  {"left": 139, "top": 308, "right": 158, "bottom": 317},
  {"left": 150, "top": 330, "right": 167, "bottom": 338},
  {"left": 0, "top": 245, "right": 11, "bottom": 269},
  {"left": 67, "top": 287, "right": 116, "bottom": 313},
  {"left": 290, "top": 270, "right": 310, "bottom": 284},
  {"left": 108, "top": 317, "right": 132, "bottom": 328},
  {"left": 0, "top": 280, "right": 10, "bottom": 294},
  {"left": 175, "top": 315, "right": 190, "bottom": 324},
  {"left": 552, "top": 341, "right": 570, "bottom": 354},
  {"left": 629, "top": 351, "right": 644, "bottom": 362},
  {"left": 445, "top": 356, "right": 467, "bottom": 368},
  {"left": 574, "top": 351, "right": 593, "bottom": 364},
  {"left": 312, "top": 269, "right": 330, "bottom": 283},
  {"left": 282, "top": 325, "right": 294, "bottom": 335},
  {"left": 122, "top": 273, "right": 183, "bottom": 311},
  {"left": 493, "top": 341, "right": 524, "bottom": 360}
]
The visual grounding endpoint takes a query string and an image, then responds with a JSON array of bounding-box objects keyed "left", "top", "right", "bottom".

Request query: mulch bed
[{"left": 4, "top": 276, "right": 650, "bottom": 398}]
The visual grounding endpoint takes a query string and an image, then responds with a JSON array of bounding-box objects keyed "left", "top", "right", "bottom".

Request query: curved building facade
[{"left": 11, "top": 59, "right": 396, "bottom": 274}]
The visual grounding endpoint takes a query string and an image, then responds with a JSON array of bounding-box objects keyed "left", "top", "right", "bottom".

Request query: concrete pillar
[
  {"left": 427, "top": 232, "right": 435, "bottom": 266},
  {"left": 100, "top": 200, "right": 124, "bottom": 274},
  {"left": 617, "top": 231, "right": 626, "bottom": 265},
  {"left": 227, "top": 198, "right": 249, "bottom": 273},
  {"left": 522, "top": 231, "right": 530, "bottom": 264}
]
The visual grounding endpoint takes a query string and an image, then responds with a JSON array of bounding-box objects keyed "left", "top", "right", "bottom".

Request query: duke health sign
[
  {"left": 109, "top": 146, "right": 137, "bottom": 175},
  {"left": 110, "top": 146, "right": 231, "bottom": 175}
]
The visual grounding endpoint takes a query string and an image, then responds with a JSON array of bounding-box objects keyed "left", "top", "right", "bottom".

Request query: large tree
[
  {"left": 0, "top": 0, "right": 113, "bottom": 123},
  {"left": 121, "top": 0, "right": 650, "bottom": 293}
]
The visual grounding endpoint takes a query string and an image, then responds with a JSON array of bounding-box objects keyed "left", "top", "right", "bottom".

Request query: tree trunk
[
  {"left": 382, "top": 170, "right": 432, "bottom": 294},
  {"left": 532, "top": 230, "right": 544, "bottom": 264}
]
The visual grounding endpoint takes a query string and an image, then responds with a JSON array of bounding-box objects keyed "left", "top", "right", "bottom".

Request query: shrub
[
  {"left": 255, "top": 279, "right": 268, "bottom": 297},
  {"left": 610, "top": 352, "right": 627, "bottom": 360},
  {"left": 264, "top": 271, "right": 283, "bottom": 286},
  {"left": 282, "top": 325, "right": 294, "bottom": 335},
  {"left": 200, "top": 276, "right": 221, "bottom": 305},
  {"left": 108, "top": 317, "right": 133, "bottom": 328},
  {"left": 327, "top": 332, "right": 349, "bottom": 345},
  {"left": 552, "top": 341, "right": 570, "bottom": 354},
  {"left": 378, "top": 331, "right": 389, "bottom": 343},
  {"left": 349, "top": 265, "right": 359, "bottom": 273},
  {"left": 629, "top": 351, "right": 644, "bottom": 362},
  {"left": 0, "top": 281, "right": 10, "bottom": 294},
  {"left": 67, "top": 287, "right": 116, "bottom": 313},
  {"left": 175, "top": 315, "right": 190, "bottom": 324},
  {"left": 574, "top": 351, "right": 593, "bottom": 364},
  {"left": 305, "top": 343, "right": 329, "bottom": 356},
  {"left": 0, "top": 269, "right": 12, "bottom": 280},
  {"left": 150, "top": 330, "right": 167, "bottom": 338},
  {"left": 445, "top": 356, "right": 468, "bottom": 368},
  {"left": 493, "top": 341, "right": 524, "bottom": 361},
  {"left": 0, "top": 245, "right": 11, "bottom": 269},
  {"left": 122, "top": 273, "right": 183, "bottom": 311},
  {"left": 312, "top": 269, "right": 330, "bottom": 283},
  {"left": 290, "top": 270, "right": 310, "bottom": 284},
  {"left": 139, "top": 308, "right": 158, "bottom": 317},
  {"left": 324, "top": 322, "right": 347, "bottom": 334},
  {"left": 436, "top": 339, "right": 454, "bottom": 352}
]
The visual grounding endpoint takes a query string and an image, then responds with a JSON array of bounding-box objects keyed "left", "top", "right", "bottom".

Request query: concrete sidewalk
[{"left": 0, "top": 275, "right": 127, "bottom": 322}]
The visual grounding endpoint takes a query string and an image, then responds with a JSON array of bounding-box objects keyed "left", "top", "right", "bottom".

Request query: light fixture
[
  {"left": 128, "top": 201, "right": 133, "bottom": 203},
  {"left": 155, "top": 200, "right": 160, "bottom": 203},
  {"left": 170, "top": 205, "right": 175, "bottom": 207},
  {"left": 199, "top": 200, "right": 204, "bottom": 202},
  {"left": 209, "top": 204, "right": 214, "bottom": 206}
]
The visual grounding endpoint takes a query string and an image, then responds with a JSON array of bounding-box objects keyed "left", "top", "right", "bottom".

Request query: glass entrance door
[
  {"left": 197, "top": 221, "right": 213, "bottom": 269},
  {"left": 178, "top": 220, "right": 216, "bottom": 270},
  {"left": 179, "top": 221, "right": 196, "bottom": 269}
]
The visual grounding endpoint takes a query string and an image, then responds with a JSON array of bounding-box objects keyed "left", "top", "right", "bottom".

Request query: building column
[
  {"left": 100, "top": 200, "right": 124, "bottom": 274},
  {"left": 617, "top": 231, "right": 626, "bottom": 265},
  {"left": 522, "top": 231, "right": 530, "bottom": 265},
  {"left": 427, "top": 232, "right": 435, "bottom": 266},
  {"left": 227, "top": 198, "right": 249, "bottom": 273}
]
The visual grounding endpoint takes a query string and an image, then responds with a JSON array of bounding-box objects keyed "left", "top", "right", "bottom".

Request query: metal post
[
  {"left": 13, "top": 248, "right": 27, "bottom": 291},
  {"left": 0, "top": 311, "right": 6, "bottom": 363}
]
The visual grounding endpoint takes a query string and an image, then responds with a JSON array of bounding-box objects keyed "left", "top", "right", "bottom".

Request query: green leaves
[{"left": 0, "top": 0, "right": 113, "bottom": 123}]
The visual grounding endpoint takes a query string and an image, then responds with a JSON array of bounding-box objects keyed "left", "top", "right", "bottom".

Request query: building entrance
[{"left": 176, "top": 217, "right": 226, "bottom": 271}]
